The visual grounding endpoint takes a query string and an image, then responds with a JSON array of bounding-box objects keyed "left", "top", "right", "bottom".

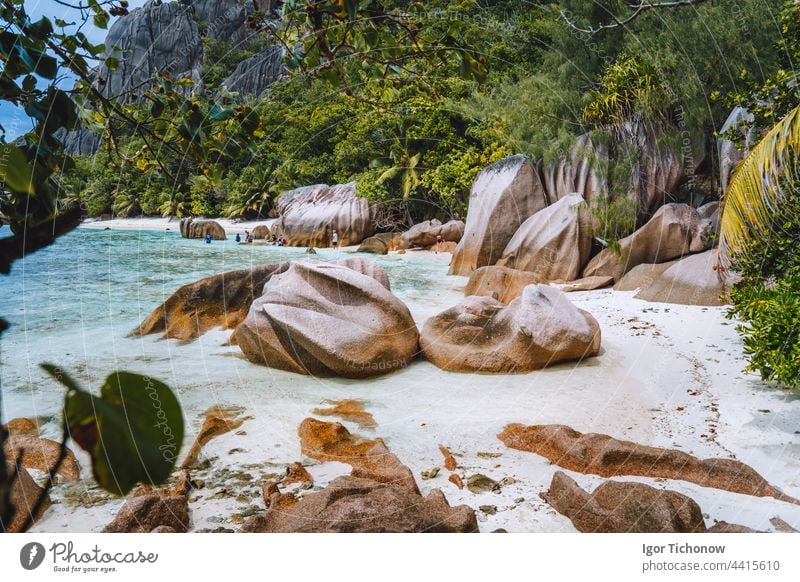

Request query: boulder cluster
[
  {"left": 446, "top": 152, "right": 728, "bottom": 307},
  {"left": 137, "top": 252, "right": 603, "bottom": 376}
]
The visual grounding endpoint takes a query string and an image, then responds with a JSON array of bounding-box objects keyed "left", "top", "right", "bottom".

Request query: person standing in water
[
  {"left": 435, "top": 234, "right": 443, "bottom": 254},
  {"left": 205, "top": 233, "right": 212, "bottom": 244},
  {"left": 332, "top": 229, "right": 339, "bottom": 249},
  {"left": 235, "top": 232, "right": 241, "bottom": 243}
]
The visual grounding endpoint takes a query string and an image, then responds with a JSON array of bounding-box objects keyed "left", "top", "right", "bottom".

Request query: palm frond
[
  {"left": 376, "top": 165, "right": 402, "bottom": 184},
  {"left": 719, "top": 104, "right": 800, "bottom": 272}
]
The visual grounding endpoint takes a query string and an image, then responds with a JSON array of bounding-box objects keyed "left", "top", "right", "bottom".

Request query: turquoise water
[
  {"left": 0, "top": 226, "right": 443, "bottom": 334},
  {"left": 0, "top": 225, "right": 460, "bottom": 423}
]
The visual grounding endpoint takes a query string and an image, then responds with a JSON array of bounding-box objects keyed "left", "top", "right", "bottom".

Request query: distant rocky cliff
[{"left": 60, "top": 0, "right": 285, "bottom": 154}]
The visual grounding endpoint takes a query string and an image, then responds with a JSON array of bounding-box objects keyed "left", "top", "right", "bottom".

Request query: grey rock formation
[
  {"left": 718, "top": 106, "right": 755, "bottom": 193},
  {"left": 635, "top": 251, "right": 730, "bottom": 306},
  {"left": 541, "top": 133, "right": 607, "bottom": 203},
  {"left": 421, "top": 285, "right": 601, "bottom": 373},
  {"left": 401, "top": 218, "right": 464, "bottom": 247},
  {"left": 55, "top": 127, "right": 101, "bottom": 155},
  {"left": 220, "top": 46, "right": 284, "bottom": 100},
  {"left": 497, "top": 193, "right": 593, "bottom": 281},
  {"left": 273, "top": 182, "right": 375, "bottom": 247},
  {"left": 583, "top": 203, "right": 707, "bottom": 282},
  {"left": 617, "top": 121, "right": 705, "bottom": 215},
  {"left": 98, "top": 0, "right": 204, "bottom": 100},
  {"left": 184, "top": 0, "right": 252, "bottom": 42},
  {"left": 449, "top": 155, "right": 549, "bottom": 276}
]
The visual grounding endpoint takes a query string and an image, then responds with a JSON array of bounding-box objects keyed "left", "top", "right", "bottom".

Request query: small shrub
[
  {"left": 728, "top": 185, "right": 800, "bottom": 388},
  {"left": 728, "top": 275, "right": 800, "bottom": 388}
]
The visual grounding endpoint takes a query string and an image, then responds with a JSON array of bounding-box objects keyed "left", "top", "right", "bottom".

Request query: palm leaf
[
  {"left": 376, "top": 165, "right": 402, "bottom": 184},
  {"left": 719, "top": 104, "right": 800, "bottom": 272}
]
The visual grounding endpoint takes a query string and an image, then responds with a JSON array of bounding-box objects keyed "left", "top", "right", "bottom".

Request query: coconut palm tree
[
  {"left": 374, "top": 143, "right": 423, "bottom": 201},
  {"left": 718, "top": 104, "right": 800, "bottom": 270}
]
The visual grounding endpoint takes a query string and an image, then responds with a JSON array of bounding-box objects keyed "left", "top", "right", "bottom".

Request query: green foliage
[
  {"left": 728, "top": 276, "right": 800, "bottom": 388},
  {"left": 589, "top": 193, "right": 637, "bottom": 244},
  {"left": 726, "top": 0, "right": 800, "bottom": 132},
  {"left": 202, "top": 35, "right": 272, "bottom": 88},
  {"left": 728, "top": 183, "right": 800, "bottom": 389},
  {"left": 42, "top": 365, "right": 184, "bottom": 496},
  {"left": 716, "top": 0, "right": 800, "bottom": 387},
  {"left": 277, "top": 0, "right": 489, "bottom": 102},
  {"left": 583, "top": 55, "right": 669, "bottom": 127},
  {"left": 420, "top": 142, "right": 510, "bottom": 217}
]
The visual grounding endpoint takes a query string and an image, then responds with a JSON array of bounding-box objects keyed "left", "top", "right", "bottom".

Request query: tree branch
[{"left": 561, "top": 0, "right": 710, "bottom": 35}]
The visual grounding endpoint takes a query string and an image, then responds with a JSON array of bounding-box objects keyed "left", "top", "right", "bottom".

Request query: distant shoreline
[{"left": 79, "top": 216, "right": 277, "bottom": 235}]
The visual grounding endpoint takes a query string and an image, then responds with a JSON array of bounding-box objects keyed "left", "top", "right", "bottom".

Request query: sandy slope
[{"left": 26, "top": 246, "right": 800, "bottom": 534}]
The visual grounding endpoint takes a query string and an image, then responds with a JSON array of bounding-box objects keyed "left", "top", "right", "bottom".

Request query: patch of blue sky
[{"left": 1, "top": 0, "right": 146, "bottom": 140}]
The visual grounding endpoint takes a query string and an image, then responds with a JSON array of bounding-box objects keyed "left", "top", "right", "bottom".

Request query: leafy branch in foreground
[
  {"left": 42, "top": 364, "right": 184, "bottom": 497},
  {"left": 2, "top": 365, "right": 183, "bottom": 533}
]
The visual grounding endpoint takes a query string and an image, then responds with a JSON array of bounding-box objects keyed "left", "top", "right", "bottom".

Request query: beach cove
[{"left": 1, "top": 220, "right": 799, "bottom": 533}]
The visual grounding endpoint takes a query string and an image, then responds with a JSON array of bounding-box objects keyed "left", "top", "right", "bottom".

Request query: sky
[{"left": 1, "top": 0, "right": 147, "bottom": 139}]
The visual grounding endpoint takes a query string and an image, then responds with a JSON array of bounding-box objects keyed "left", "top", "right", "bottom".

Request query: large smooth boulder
[
  {"left": 463, "top": 265, "right": 541, "bottom": 304},
  {"left": 420, "top": 285, "right": 601, "bottom": 373},
  {"left": 614, "top": 261, "right": 676, "bottom": 291},
  {"left": 583, "top": 203, "right": 705, "bottom": 281},
  {"left": 4, "top": 435, "right": 81, "bottom": 480},
  {"left": 401, "top": 219, "right": 465, "bottom": 247},
  {"left": 450, "top": 156, "right": 549, "bottom": 276},
  {"left": 179, "top": 218, "right": 226, "bottom": 240},
  {"left": 547, "top": 471, "right": 706, "bottom": 533},
  {"left": 497, "top": 194, "right": 593, "bottom": 281},
  {"left": 635, "top": 251, "right": 729, "bottom": 306},
  {"left": 273, "top": 183, "right": 375, "bottom": 247},
  {"left": 241, "top": 475, "right": 478, "bottom": 533},
  {"left": 541, "top": 134, "right": 607, "bottom": 203},
  {"left": 250, "top": 224, "right": 272, "bottom": 240},
  {"left": 232, "top": 259, "right": 418, "bottom": 378},
  {"left": 556, "top": 275, "right": 614, "bottom": 292},
  {"left": 718, "top": 106, "right": 755, "bottom": 193},
  {"left": 134, "top": 263, "right": 289, "bottom": 341},
  {"left": 357, "top": 232, "right": 405, "bottom": 255},
  {"left": 334, "top": 256, "right": 392, "bottom": 289}
]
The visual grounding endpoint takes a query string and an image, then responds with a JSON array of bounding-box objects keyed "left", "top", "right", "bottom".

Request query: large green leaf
[
  {"left": 42, "top": 365, "right": 184, "bottom": 496},
  {"left": 0, "top": 145, "right": 34, "bottom": 195}
]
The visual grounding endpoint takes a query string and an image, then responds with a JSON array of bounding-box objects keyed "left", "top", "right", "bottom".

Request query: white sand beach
[{"left": 79, "top": 216, "right": 277, "bottom": 234}]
